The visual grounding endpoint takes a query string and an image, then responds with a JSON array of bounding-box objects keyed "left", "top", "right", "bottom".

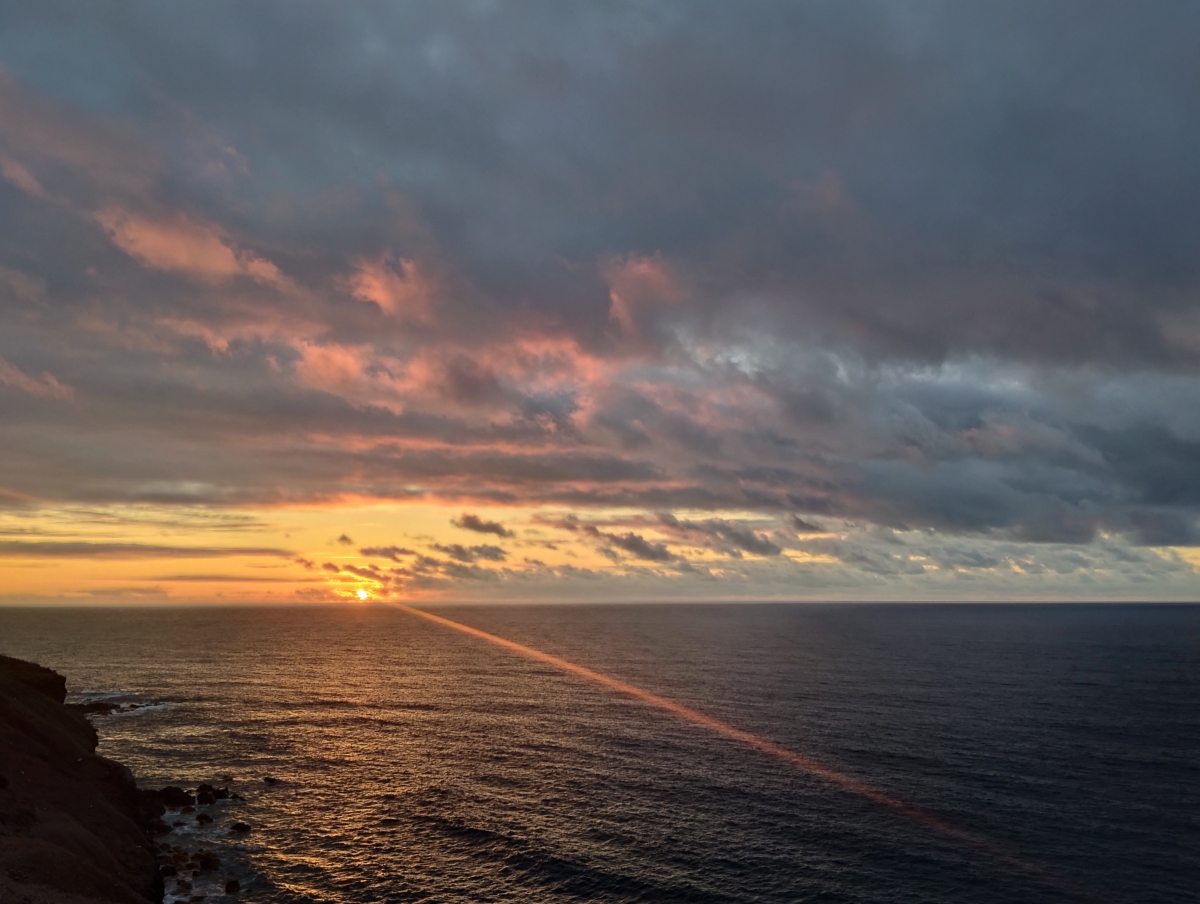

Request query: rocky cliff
[{"left": 0, "top": 654, "right": 163, "bottom": 904}]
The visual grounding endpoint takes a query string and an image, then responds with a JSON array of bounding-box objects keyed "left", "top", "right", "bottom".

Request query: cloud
[
  {"left": 94, "top": 207, "right": 290, "bottom": 289},
  {"left": 0, "top": 7, "right": 1197, "bottom": 600},
  {"left": 0, "top": 355, "right": 73, "bottom": 401},
  {"left": 429, "top": 542, "right": 507, "bottom": 563},
  {"left": 337, "top": 534, "right": 354, "bottom": 545},
  {"left": 583, "top": 527, "right": 675, "bottom": 563},
  {"left": 0, "top": 541, "right": 291, "bottom": 559},
  {"left": 359, "top": 545, "right": 415, "bottom": 562},
  {"left": 451, "top": 513, "right": 514, "bottom": 538}
]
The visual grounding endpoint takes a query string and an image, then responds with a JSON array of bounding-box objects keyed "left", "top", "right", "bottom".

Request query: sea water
[{"left": 0, "top": 603, "right": 1196, "bottom": 903}]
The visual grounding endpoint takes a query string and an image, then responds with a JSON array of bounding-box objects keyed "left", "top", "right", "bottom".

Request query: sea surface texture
[{"left": 0, "top": 603, "right": 1196, "bottom": 904}]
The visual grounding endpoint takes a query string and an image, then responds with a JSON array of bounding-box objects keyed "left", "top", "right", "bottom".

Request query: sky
[{"left": 0, "top": 1, "right": 1198, "bottom": 604}]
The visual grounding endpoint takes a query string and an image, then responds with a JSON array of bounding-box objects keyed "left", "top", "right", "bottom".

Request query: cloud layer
[{"left": 0, "top": 2, "right": 1197, "bottom": 599}]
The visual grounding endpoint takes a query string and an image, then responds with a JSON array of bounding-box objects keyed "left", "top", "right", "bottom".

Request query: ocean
[{"left": 0, "top": 602, "right": 1196, "bottom": 903}]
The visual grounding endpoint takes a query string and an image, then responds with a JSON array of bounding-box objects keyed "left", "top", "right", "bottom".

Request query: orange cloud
[{"left": 94, "top": 207, "right": 289, "bottom": 288}]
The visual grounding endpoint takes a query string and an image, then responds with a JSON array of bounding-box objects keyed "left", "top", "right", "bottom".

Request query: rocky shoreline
[{"left": 0, "top": 655, "right": 250, "bottom": 904}]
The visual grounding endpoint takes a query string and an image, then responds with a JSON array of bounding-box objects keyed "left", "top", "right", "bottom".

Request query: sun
[{"left": 356, "top": 589, "right": 370, "bottom": 600}]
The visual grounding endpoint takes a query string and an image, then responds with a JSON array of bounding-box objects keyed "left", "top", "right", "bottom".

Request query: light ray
[{"left": 393, "top": 603, "right": 1103, "bottom": 902}]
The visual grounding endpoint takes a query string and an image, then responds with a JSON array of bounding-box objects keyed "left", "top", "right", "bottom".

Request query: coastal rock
[
  {"left": 196, "top": 813, "right": 213, "bottom": 825},
  {"left": 159, "top": 786, "right": 195, "bottom": 808},
  {"left": 229, "top": 822, "right": 251, "bottom": 834},
  {"left": 196, "top": 789, "right": 216, "bottom": 806},
  {"left": 224, "top": 879, "right": 240, "bottom": 894},
  {"left": 0, "top": 654, "right": 164, "bottom": 904}
]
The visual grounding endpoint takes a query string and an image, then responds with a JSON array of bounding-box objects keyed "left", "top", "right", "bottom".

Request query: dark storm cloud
[{"left": 0, "top": 0, "right": 1196, "bottom": 582}]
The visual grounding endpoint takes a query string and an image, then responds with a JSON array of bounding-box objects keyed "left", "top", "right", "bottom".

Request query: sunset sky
[{"left": 1, "top": 2, "right": 1198, "bottom": 604}]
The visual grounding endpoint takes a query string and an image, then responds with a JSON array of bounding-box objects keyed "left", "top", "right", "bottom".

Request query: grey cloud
[
  {"left": 657, "top": 513, "right": 781, "bottom": 557},
  {"left": 429, "top": 542, "right": 507, "bottom": 563},
  {"left": 359, "top": 545, "right": 415, "bottom": 562},
  {"left": 451, "top": 513, "right": 513, "bottom": 537}
]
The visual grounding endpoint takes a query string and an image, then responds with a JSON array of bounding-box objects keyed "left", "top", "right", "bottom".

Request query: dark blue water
[{"left": 0, "top": 603, "right": 1197, "bottom": 903}]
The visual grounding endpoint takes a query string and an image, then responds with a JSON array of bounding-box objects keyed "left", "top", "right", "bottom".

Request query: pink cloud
[
  {"left": 0, "top": 355, "right": 74, "bottom": 401},
  {"left": 0, "top": 155, "right": 46, "bottom": 197},
  {"left": 94, "top": 207, "right": 289, "bottom": 289},
  {"left": 601, "top": 253, "right": 683, "bottom": 337},
  {"left": 346, "top": 253, "right": 435, "bottom": 321}
]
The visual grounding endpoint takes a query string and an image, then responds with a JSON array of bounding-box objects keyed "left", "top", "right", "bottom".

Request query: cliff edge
[{"left": 0, "top": 655, "right": 163, "bottom": 904}]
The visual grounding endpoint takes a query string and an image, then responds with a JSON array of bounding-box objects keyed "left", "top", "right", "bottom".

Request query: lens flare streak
[{"left": 394, "top": 604, "right": 1101, "bottom": 902}]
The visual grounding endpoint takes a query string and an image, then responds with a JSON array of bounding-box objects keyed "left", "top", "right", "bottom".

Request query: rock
[
  {"left": 230, "top": 821, "right": 251, "bottom": 834},
  {"left": 225, "top": 878, "right": 241, "bottom": 894},
  {"left": 160, "top": 785, "right": 197, "bottom": 808},
  {"left": 196, "top": 812, "right": 213, "bottom": 824},
  {"left": 71, "top": 700, "right": 120, "bottom": 716},
  {"left": 196, "top": 783, "right": 215, "bottom": 794},
  {"left": 0, "top": 773, "right": 8, "bottom": 789},
  {"left": 0, "top": 655, "right": 163, "bottom": 904},
  {"left": 262, "top": 775, "right": 280, "bottom": 785},
  {"left": 181, "top": 804, "right": 196, "bottom": 813},
  {"left": 197, "top": 851, "right": 221, "bottom": 872},
  {"left": 160, "top": 864, "right": 178, "bottom": 877},
  {"left": 231, "top": 792, "right": 245, "bottom": 801},
  {"left": 213, "top": 786, "right": 230, "bottom": 799},
  {"left": 380, "top": 817, "right": 400, "bottom": 827},
  {"left": 196, "top": 789, "right": 217, "bottom": 805}
]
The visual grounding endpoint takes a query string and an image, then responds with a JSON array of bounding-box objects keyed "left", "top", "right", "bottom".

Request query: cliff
[{"left": 0, "top": 655, "right": 163, "bottom": 904}]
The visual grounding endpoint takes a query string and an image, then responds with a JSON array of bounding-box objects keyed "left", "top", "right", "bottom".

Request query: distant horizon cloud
[{"left": 0, "top": 2, "right": 1197, "bottom": 602}]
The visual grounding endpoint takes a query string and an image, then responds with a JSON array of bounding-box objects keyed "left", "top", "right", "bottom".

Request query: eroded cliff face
[{"left": 0, "top": 655, "right": 163, "bottom": 904}]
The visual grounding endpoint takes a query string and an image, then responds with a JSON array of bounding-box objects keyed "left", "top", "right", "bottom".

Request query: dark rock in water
[
  {"left": 197, "top": 851, "right": 221, "bottom": 872},
  {"left": 196, "top": 783, "right": 215, "bottom": 794},
  {"left": 196, "top": 789, "right": 217, "bottom": 805},
  {"left": 71, "top": 700, "right": 120, "bottom": 716},
  {"left": 231, "top": 792, "right": 246, "bottom": 801},
  {"left": 379, "top": 817, "right": 401, "bottom": 827},
  {"left": 230, "top": 821, "right": 252, "bottom": 834},
  {"left": 149, "top": 817, "right": 172, "bottom": 836},
  {"left": 262, "top": 775, "right": 280, "bottom": 785},
  {"left": 196, "top": 812, "right": 213, "bottom": 824},
  {"left": 173, "top": 820, "right": 185, "bottom": 827},
  {"left": 160, "top": 864, "right": 178, "bottom": 877},
  {"left": 213, "top": 786, "right": 230, "bottom": 799},
  {"left": 160, "top": 785, "right": 197, "bottom": 808},
  {"left": 225, "top": 878, "right": 241, "bottom": 894},
  {"left": 0, "top": 654, "right": 163, "bottom": 904}
]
